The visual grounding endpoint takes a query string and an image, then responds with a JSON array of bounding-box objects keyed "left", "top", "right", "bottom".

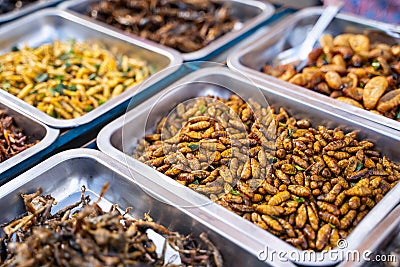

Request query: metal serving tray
[
  {"left": 228, "top": 7, "right": 400, "bottom": 132},
  {"left": 0, "top": 9, "right": 181, "bottom": 128},
  {"left": 98, "top": 67, "right": 400, "bottom": 266},
  {"left": 0, "top": 0, "right": 63, "bottom": 23},
  {"left": 337, "top": 205, "right": 400, "bottom": 267},
  {"left": 0, "top": 148, "right": 295, "bottom": 267},
  {"left": 58, "top": 0, "right": 275, "bottom": 61},
  {"left": 0, "top": 98, "right": 58, "bottom": 176}
]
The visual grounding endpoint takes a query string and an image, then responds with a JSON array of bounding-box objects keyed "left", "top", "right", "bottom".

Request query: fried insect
[
  {"left": 134, "top": 94, "right": 400, "bottom": 252},
  {"left": 262, "top": 33, "right": 400, "bottom": 121},
  {"left": 88, "top": 0, "right": 239, "bottom": 53},
  {"left": 0, "top": 185, "right": 223, "bottom": 266}
]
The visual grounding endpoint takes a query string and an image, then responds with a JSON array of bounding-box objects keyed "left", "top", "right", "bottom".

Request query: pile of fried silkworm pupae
[
  {"left": 134, "top": 94, "right": 400, "bottom": 252},
  {"left": 0, "top": 184, "right": 222, "bottom": 266}
]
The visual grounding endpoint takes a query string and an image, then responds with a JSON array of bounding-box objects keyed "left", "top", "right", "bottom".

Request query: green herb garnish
[
  {"left": 230, "top": 190, "right": 242, "bottom": 196},
  {"left": 187, "top": 143, "right": 199, "bottom": 150},
  {"left": 270, "top": 215, "right": 279, "bottom": 220},
  {"left": 294, "top": 197, "right": 305, "bottom": 203},
  {"left": 2, "top": 82, "right": 10, "bottom": 90},
  {"left": 355, "top": 162, "right": 363, "bottom": 172},
  {"left": 192, "top": 180, "right": 199, "bottom": 185},
  {"left": 54, "top": 75, "right": 64, "bottom": 81},
  {"left": 68, "top": 85, "right": 77, "bottom": 91},
  {"left": 294, "top": 165, "right": 305, "bottom": 171},
  {"left": 54, "top": 83, "right": 65, "bottom": 94},
  {"left": 321, "top": 53, "right": 328, "bottom": 62},
  {"left": 396, "top": 110, "right": 400, "bottom": 119},
  {"left": 85, "top": 105, "right": 94, "bottom": 112},
  {"left": 350, "top": 182, "right": 357, "bottom": 187},
  {"left": 34, "top": 73, "right": 49, "bottom": 83},
  {"left": 372, "top": 59, "right": 380, "bottom": 70},
  {"left": 199, "top": 105, "right": 206, "bottom": 113},
  {"left": 359, "top": 82, "right": 365, "bottom": 88},
  {"left": 329, "top": 223, "right": 336, "bottom": 229},
  {"left": 11, "top": 46, "right": 19, "bottom": 52},
  {"left": 286, "top": 128, "right": 294, "bottom": 138},
  {"left": 88, "top": 73, "right": 97, "bottom": 80},
  {"left": 99, "top": 100, "right": 106, "bottom": 105},
  {"left": 278, "top": 122, "right": 286, "bottom": 128},
  {"left": 268, "top": 157, "right": 277, "bottom": 164}
]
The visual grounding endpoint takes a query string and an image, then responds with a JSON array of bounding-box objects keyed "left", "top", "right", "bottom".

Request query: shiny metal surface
[
  {"left": 0, "top": 97, "right": 58, "bottom": 176},
  {"left": 58, "top": 0, "right": 275, "bottom": 61},
  {"left": 337, "top": 205, "right": 400, "bottom": 267},
  {"left": 98, "top": 67, "right": 400, "bottom": 266},
  {"left": 0, "top": 0, "right": 63, "bottom": 22},
  {"left": 0, "top": 9, "right": 182, "bottom": 128},
  {"left": 228, "top": 7, "right": 400, "bottom": 132},
  {"left": 0, "top": 148, "right": 292, "bottom": 267}
]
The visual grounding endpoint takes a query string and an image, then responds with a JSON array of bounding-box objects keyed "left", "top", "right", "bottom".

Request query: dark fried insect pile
[
  {"left": 134, "top": 94, "right": 400, "bottom": 252},
  {"left": 0, "top": 184, "right": 223, "bottom": 266},
  {"left": 88, "top": 0, "right": 239, "bottom": 53},
  {"left": 262, "top": 33, "right": 400, "bottom": 121},
  {"left": 0, "top": 110, "right": 38, "bottom": 163},
  {"left": 0, "top": 0, "right": 36, "bottom": 14}
]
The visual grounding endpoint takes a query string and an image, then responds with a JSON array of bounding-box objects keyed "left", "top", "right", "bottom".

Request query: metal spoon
[{"left": 273, "top": 3, "right": 343, "bottom": 70}]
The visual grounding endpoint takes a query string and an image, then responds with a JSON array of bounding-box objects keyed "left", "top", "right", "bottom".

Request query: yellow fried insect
[
  {"left": 199, "top": 141, "right": 226, "bottom": 151},
  {"left": 262, "top": 182, "right": 278, "bottom": 195},
  {"left": 281, "top": 164, "right": 297, "bottom": 175},
  {"left": 295, "top": 204, "right": 307, "bottom": 228},
  {"left": 237, "top": 180, "right": 254, "bottom": 198},
  {"left": 323, "top": 155, "right": 341, "bottom": 176},
  {"left": 258, "top": 149, "right": 267, "bottom": 168},
  {"left": 303, "top": 224, "right": 316, "bottom": 241},
  {"left": 319, "top": 211, "right": 340, "bottom": 228},
  {"left": 240, "top": 159, "right": 252, "bottom": 180},
  {"left": 251, "top": 212, "right": 268, "bottom": 230},
  {"left": 316, "top": 224, "right": 332, "bottom": 251},
  {"left": 288, "top": 185, "right": 311, "bottom": 197},
  {"left": 317, "top": 201, "right": 340, "bottom": 216},
  {"left": 189, "top": 121, "right": 211, "bottom": 131},
  {"left": 256, "top": 204, "right": 285, "bottom": 216},
  {"left": 340, "top": 210, "right": 357, "bottom": 229},
  {"left": 363, "top": 76, "right": 388, "bottom": 110},
  {"left": 330, "top": 228, "right": 340, "bottom": 248},
  {"left": 292, "top": 155, "right": 309, "bottom": 169},
  {"left": 275, "top": 169, "right": 290, "bottom": 185},
  {"left": 307, "top": 205, "right": 319, "bottom": 231},
  {"left": 348, "top": 196, "right": 361, "bottom": 209},
  {"left": 353, "top": 210, "right": 369, "bottom": 227},
  {"left": 262, "top": 215, "right": 283, "bottom": 232},
  {"left": 268, "top": 191, "right": 291, "bottom": 206},
  {"left": 184, "top": 131, "right": 203, "bottom": 140},
  {"left": 321, "top": 184, "right": 342, "bottom": 203},
  {"left": 324, "top": 140, "right": 346, "bottom": 151},
  {"left": 188, "top": 116, "right": 210, "bottom": 123},
  {"left": 345, "top": 186, "right": 372, "bottom": 196},
  {"left": 349, "top": 34, "right": 370, "bottom": 53}
]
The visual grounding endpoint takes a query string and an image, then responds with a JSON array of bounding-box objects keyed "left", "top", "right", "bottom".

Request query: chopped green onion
[
  {"left": 294, "top": 165, "right": 305, "bottom": 171},
  {"left": 355, "top": 162, "right": 363, "bottom": 172},
  {"left": 396, "top": 110, "right": 400, "bottom": 119},
  {"left": 321, "top": 53, "right": 328, "bottom": 62},
  {"left": 286, "top": 128, "right": 294, "bottom": 138},
  {"left": 54, "top": 83, "right": 65, "bottom": 94},
  {"left": 34, "top": 73, "right": 49, "bottom": 83},
  {"left": 278, "top": 122, "right": 287, "bottom": 127},
  {"left": 328, "top": 223, "right": 336, "bottom": 229},
  {"left": 230, "top": 190, "right": 242, "bottom": 196},
  {"left": 192, "top": 180, "right": 199, "bottom": 185},
  {"left": 372, "top": 59, "right": 380, "bottom": 70},
  {"left": 99, "top": 100, "right": 106, "bottom": 105},
  {"left": 68, "top": 85, "right": 77, "bottom": 91},
  {"left": 54, "top": 75, "right": 64, "bottom": 81},
  {"left": 85, "top": 105, "right": 94, "bottom": 112},
  {"left": 199, "top": 105, "right": 206, "bottom": 113},
  {"left": 268, "top": 157, "right": 277, "bottom": 164},
  {"left": 294, "top": 197, "right": 305, "bottom": 203},
  {"left": 187, "top": 143, "right": 199, "bottom": 150},
  {"left": 270, "top": 215, "right": 279, "bottom": 220},
  {"left": 11, "top": 46, "right": 19, "bottom": 52},
  {"left": 88, "top": 73, "right": 97, "bottom": 80}
]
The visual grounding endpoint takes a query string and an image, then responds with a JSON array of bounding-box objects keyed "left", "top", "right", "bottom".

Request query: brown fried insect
[
  {"left": 319, "top": 211, "right": 340, "bottom": 228},
  {"left": 256, "top": 204, "right": 285, "bottom": 216},
  {"left": 262, "top": 215, "right": 283, "bottom": 232},
  {"left": 316, "top": 224, "right": 332, "bottom": 251},
  {"left": 268, "top": 191, "right": 291, "bottom": 206},
  {"left": 307, "top": 205, "right": 319, "bottom": 231},
  {"left": 317, "top": 201, "right": 340, "bottom": 216},
  {"left": 295, "top": 204, "right": 308, "bottom": 229},
  {"left": 288, "top": 185, "right": 311, "bottom": 197}
]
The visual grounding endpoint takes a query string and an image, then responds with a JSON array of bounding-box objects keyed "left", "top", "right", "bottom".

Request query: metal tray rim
[
  {"left": 0, "top": 97, "right": 59, "bottom": 175},
  {"left": 0, "top": 8, "right": 182, "bottom": 129},
  {"left": 58, "top": 0, "right": 275, "bottom": 61},
  {"left": 0, "top": 0, "right": 63, "bottom": 22},
  {"left": 97, "top": 67, "right": 400, "bottom": 266},
  {"left": 227, "top": 6, "right": 400, "bottom": 132}
]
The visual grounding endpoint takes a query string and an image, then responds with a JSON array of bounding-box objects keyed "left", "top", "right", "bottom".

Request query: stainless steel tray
[
  {"left": 0, "top": 148, "right": 295, "bottom": 267},
  {"left": 228, "top": 7, "right": 400, "bottom": 132},
  {"left": 97, "top": 67, "right": 400, "bottom": 266},
  {"left": 338, "top": 205, "right": 400, "bottom": 267},
  {"left": 58, "top": 0, "right": 275, "bottom": 61},
  {"left": 0, "top": 0, "right": 63, "bottom": 23},
  {"left": 0, "top": 98, "right": 58, "bottom": 176},
  {"left": 0, "top": 9, "right": 181, "bottom": 128}
]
